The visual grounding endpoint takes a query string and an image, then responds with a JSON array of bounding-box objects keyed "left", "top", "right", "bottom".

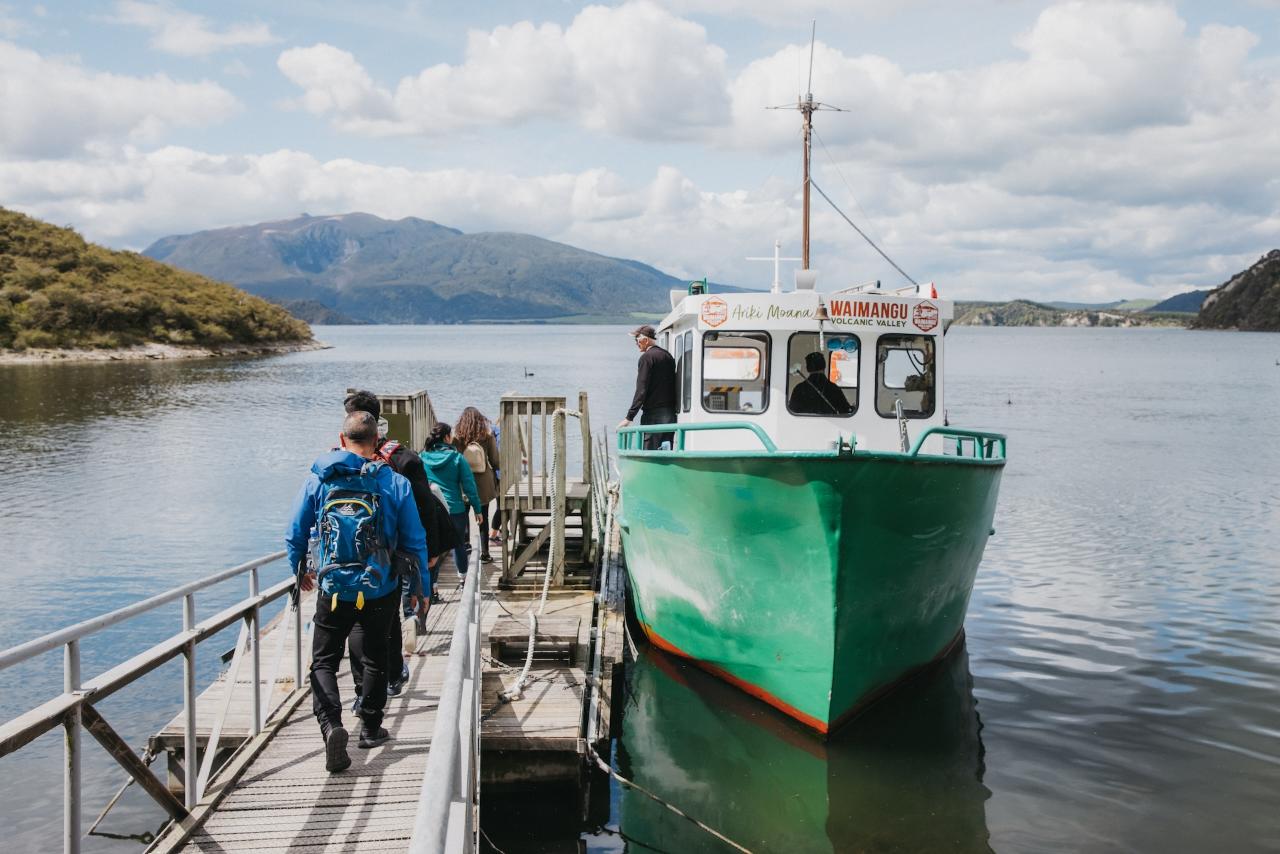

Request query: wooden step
[{"left": 488, "top": 615, "right": 581, "bottom": 664}]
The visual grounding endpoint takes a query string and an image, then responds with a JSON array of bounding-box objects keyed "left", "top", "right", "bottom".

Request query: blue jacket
[
  {"left": 285, "top": 450, "right": 430, "bottom": 601},
  {"left": 420, "top": 444, "right": 482, "bottom": 515}
]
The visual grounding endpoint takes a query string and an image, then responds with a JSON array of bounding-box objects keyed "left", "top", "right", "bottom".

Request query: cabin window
[
  {"left": 786, "top": 333, "right": 858, "bottom": 417},
  {"left": 702, "top": 331, "right": 770, "bottom": 414},
  {"left": 875, "top": 335, "right": 936, "bottom": 419},
  {"left": 681, "top": 331, "right": 693, "bottom": 412}
]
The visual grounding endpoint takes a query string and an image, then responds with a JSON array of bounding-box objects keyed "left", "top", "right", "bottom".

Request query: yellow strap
[
  {"left": 356, "top": 591, "right": 365, "bottom": 610},
  {"left": 331, "top": 593, "right": 338, "bottom": 610}
]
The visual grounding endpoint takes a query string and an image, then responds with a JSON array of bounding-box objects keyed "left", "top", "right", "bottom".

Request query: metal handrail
[
  {"left": 618, "top": 421, "right": 778, "bottom": 453},
  {"left": 0, "top": 551, "right": 286, "bottom": 672},
  {"left": 908, "top": 426, "right": 1008, "bottom": 461},
  {"left": 409, "top": 556, "right": 482, "bottom": 854},
  {"left": 0, "top": 550, "right": 298, "bottom": 854}
]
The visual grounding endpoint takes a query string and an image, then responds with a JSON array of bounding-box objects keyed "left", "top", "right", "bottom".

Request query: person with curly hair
[{"left": 452, "top": 406, "right": 501, "bottom": 562}]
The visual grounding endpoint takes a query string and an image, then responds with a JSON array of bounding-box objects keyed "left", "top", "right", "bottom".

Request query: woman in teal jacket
[{"left": 420, "top": 422, "right": 483, "bottom": 578}]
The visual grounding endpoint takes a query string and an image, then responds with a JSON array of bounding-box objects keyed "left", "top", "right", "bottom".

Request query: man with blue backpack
[{"left": 286, "top": 410, "right": 430, "bottom": 773}]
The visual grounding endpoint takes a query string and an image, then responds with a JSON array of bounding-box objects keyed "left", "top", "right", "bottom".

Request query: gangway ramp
[{"left": 150, "top": 564, "right": 475, "bottom": 853}]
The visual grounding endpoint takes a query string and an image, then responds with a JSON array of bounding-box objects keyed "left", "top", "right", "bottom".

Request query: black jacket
[
  {"left": 378, "top": 439, "right": 459, "bottom": 560},
  {"left": 788, "top": 373, "right": 854, "bottom": 416},
  {"left": 627, "top": 345, "right": 678, "bottom": 420}
]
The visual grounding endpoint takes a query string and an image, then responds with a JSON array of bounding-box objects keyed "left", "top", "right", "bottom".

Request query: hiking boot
[
  {"left": 387, "top": 678, "right": 404, "bottom": 697},
  {"left": 358, "top": 725, "right": 391, "bottom": 749},
  {"left": 323, "top": 725, "right": 350, "bottom": 772},
  {"left": 481, "top": 551, "right": 492, "bottom": 562}
]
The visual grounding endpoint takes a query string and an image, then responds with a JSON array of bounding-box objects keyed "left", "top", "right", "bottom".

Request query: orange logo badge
[
  {"left": 700, "top": 297, "right": 729, "bottom": 328},
  {"left": 913, "top": 301, "right": 939, "bottom": 332}
]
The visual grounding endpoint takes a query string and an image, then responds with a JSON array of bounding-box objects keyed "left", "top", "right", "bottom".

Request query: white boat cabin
[{"left": 655, "top": 281, "right": 954, "bottom": 454}]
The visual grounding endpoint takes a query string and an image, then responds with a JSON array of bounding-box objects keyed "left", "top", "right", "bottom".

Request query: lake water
[{"left": 1, "top": 325, "right": 1278, "bottom": 852}]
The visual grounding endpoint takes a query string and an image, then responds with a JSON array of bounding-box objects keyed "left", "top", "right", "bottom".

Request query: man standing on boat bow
[{"left": 619, "top": 324, "right": 677, "bottom": 450}]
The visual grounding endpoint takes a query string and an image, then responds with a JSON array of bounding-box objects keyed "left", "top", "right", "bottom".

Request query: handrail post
[
  {"left": 64, "top": 639, "right": 81, "bottom": 854},
  {"left": 249, "top": 568, "right": 262, "bottom": 736},
  {"left": 293, "top": 588, "right": 304, "bottom": 693},
  {"left": 182, "top": 593, "right": 197, "bottom": 808}
]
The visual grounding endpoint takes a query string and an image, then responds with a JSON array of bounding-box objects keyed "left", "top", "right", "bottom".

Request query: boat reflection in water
[{"left": 615, "top": 642, "right": 992, "bottom": 853}]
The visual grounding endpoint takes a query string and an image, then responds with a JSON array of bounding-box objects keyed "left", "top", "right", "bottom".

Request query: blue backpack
[{"left": 316, "top": 460, "right": 390, "bottom": 609}]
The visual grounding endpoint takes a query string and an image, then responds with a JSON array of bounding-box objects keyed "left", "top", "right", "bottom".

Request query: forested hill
[
  {"left": 0, "top": 209, "right": 311, "bottom": 351},
  {"left": 144, "top": 213, "right": 693, "bottom": 323},
  {"left": 1193, "top": 251, "right": 1280, "bottom": 331}
]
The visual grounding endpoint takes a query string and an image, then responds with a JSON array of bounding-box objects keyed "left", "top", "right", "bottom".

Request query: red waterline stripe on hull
[{"left": 640, "top": 622, "right": 830, "bottom": 734}]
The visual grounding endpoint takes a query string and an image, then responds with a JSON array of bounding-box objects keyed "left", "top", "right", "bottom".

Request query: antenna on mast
[{"left": 767, "top": 20, "right": 846, "bottom": 272}]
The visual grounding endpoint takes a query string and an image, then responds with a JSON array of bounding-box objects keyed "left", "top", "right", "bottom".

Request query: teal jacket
[{"left": 420, "top": 444, "right": 482, "bottom": 515}]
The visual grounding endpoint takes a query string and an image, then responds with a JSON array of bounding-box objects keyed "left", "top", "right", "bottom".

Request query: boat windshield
[
  {"left": 876, "top": 335, "right": 935, "bottom": 418},
  {"left": 786, "top": 332, "right": 858, "bottom": 417},
  {"left": 702, "top": 331, "right": 770, "bottom": 413}
]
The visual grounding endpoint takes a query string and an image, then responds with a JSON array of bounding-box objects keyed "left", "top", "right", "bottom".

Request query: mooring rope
[
  {"left": 585, "top": 743, "right": 754, "bottom": 853},
  {"left": 500, "top": 407, "right": 578, "bottom": 702}
]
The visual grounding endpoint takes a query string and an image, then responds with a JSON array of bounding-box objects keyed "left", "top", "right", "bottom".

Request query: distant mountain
[
  {"left": 1193, "top": 252, "right": 1280, "bottom": 331},
  {"left": 1146, "top": 290, "right": 1210, "bottom": 313},
  {"left": 0, "top": 208, "right": 310, "bottom": 351},
  {"left": 954, "top": 300, "right": 1187, "bottom": 328},
  {"left": 145, "top": 213, "right": 708, "bottom": 323}
]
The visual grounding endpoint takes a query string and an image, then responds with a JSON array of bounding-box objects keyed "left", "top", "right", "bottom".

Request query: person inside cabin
[
  {"left": 789, "top": 351, "right": 855, "bottom": 416},
  {"left": 618, "top": 324, "right": 678, "bottom": 450},
  {"left": 285, "top": 410, "right": 430, "bottom": 773}
]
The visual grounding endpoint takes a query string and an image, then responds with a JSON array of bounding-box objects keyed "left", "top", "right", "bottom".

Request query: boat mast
[
  {"left": 768, "top": 23, "right": 843, "bottom": 274},
  {"left": 802, "top": 21, "right": 815, "bottom": 270}
]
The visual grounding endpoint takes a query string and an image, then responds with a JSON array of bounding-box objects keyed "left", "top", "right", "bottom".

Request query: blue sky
[{"left": 2, "top": 0, "right": 1279, "bottom": 302}]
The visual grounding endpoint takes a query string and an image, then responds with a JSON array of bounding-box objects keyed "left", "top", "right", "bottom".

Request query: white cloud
[
  {"left": 278, "top": 1, "right": 729, "bottom": 138},
  {"left": 0, "top": 40, "right": 240, "bottom": 157},
  {"left": 3, "top": 142, "right": 1273, "bottom": 304},
  {"left": 112, "top": 0, "right": 277, "bottom": 56}
]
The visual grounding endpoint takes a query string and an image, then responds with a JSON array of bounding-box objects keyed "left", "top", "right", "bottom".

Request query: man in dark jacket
[
  {"left": 789, "top": 351, "right": 854, "bottom": 415},
  {"left": 342, "top": 391, "right": 458, "bottom": 705},
  {"left": 618, "top": 325, "right": 678, "bottom": 450}
]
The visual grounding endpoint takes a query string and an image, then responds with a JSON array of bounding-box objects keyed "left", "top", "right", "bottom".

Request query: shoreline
[{"left": 0, "top": 339, "right": 329, "bottom": 365}]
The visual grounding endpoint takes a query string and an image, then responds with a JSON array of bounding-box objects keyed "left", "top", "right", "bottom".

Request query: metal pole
[
  {"left": 182, "top": 594, "right": 197, "bottom": 808},
  {"left": 802, "top": 98, "right": 812, "bottom": 270},
  {"left": 64, "top": 639, "right": 81, "bottom": 854},
  {"left": 248, "top": 568, "right": 262, "bottom": 736},
  {"left": 293, "top": 588, "right": 304, "bottom": 691}
]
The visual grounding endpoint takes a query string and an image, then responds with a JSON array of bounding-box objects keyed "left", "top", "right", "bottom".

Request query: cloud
[
  {"left": 0, "top": 40, "right": 240, "bottom": 157},
  {"left": 278, "top": 1, "right": 729, "bottom": 138},
  {"left": 0, "top": 5, "right": 23, "bottom": 37},
  {"left": 3, "top": 142, "right": 1273, "bottom": 304},
  {"left": 111, "top": 0, "right": 277, "bottom": 56}
]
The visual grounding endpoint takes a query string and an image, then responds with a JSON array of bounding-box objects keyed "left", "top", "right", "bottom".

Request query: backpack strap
[{"left": 376, "top": 440, "right": 401, "bottom": 462}]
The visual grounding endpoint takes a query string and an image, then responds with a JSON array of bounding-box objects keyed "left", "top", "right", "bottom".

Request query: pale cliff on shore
[{"left": 0, "top": 339, "right": 328, "bottom": 365}]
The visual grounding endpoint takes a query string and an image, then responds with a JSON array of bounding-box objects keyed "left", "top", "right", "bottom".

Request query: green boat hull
[
  {"left": 618, "top": 450, "right": 1003, "bottom": 733},
  {"left": 618, "top": 645, "right": 991, "bottom": 852}
]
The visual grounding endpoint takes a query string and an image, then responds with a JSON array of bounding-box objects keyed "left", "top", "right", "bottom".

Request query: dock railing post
[
  {"left": 64, "top": 639, "right": 82, "bottom": 854},
  {"left": 248, "top": 568, "right": 262, "bottom": 736},
  {"left": 182, "top": 593, "right": 197, "bottom": 808},
  {"left": 553, "top": 410, "right": 567, "bottom": 586}
]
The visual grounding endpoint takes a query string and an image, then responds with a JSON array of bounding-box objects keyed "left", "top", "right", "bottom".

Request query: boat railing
[
  {"left": 409, "top": 559, "right": 482, "bottom": 854},
  {"left": 909, "top": 427, "right": 1007, "bottom": 461},
  {"left": 618, "top": 421, "right": 778, "bottom": 453},
  {"left": 0, "top": 550, "right": 299, "bottom": 854}
]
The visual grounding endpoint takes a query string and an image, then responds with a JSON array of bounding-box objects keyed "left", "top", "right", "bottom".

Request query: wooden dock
[{"left": 150, "top": 566, "right": 465, "bottom": 853}]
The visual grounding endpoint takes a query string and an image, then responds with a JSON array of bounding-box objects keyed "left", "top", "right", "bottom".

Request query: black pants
[
  {"left": 641, "top": 407, "right": 677, "bottom": 450},
  {"left": 348, "top": 593, "right": 407, "bottom": 698},
  {"left": 311, "top": 589, "right": 396, "bottom": 731}
]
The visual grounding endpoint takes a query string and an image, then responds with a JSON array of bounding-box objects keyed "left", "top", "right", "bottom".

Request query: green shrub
[{"left": 0, "top": 208, "right": 313, "bottom": 350}]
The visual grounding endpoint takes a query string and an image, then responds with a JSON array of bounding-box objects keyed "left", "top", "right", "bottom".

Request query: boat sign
[
  {"left": 913, "top": 301, "right": 939, "bottom": 332},
  {"left": 700, "top": 297, "right": 729, "bottom": 327}
]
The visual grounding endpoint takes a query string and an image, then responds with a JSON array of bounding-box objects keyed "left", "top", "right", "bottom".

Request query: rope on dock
[
  {"left": 500, "top": 407, "right": 577, "bottom": 703},
  {"left": 586, "top": 743, "right": 754, "bottom": 854}
]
